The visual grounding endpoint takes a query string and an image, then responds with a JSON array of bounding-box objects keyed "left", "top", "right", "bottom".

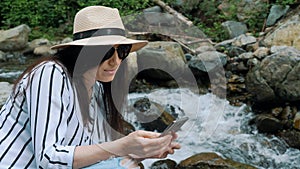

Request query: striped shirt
[{"left": 0, "top": 61, "right": 93, "bottom": 168}]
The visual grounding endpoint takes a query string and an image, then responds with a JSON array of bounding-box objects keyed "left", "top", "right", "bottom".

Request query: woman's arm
[{"left": 73, "top": 130, "right": 180, "bottom": 169}]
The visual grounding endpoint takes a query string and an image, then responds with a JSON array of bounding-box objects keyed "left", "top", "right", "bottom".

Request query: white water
[
  {"left": 0, "top": 69, "right": 22, "bottom": 79},
  {"left": 126, "top": 88, "right": 300, "bottom": 169}
]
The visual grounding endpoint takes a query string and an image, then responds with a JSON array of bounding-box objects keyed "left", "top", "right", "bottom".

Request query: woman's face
[{"left": 96, "top": 45, "right": 123, "bottom": 82}]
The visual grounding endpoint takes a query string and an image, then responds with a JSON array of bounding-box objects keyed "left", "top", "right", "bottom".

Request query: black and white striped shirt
[{"left": 0, "top": 61, "right": 92, "bottom": 168}]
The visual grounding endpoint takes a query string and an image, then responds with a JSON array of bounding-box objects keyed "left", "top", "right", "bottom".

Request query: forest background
[{"left": 0, "top": 0, "right": 296, "bottom": 42}]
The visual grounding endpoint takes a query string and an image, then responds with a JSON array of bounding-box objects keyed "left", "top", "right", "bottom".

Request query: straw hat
[{"left": 51, "top": 6, "right": 148, "bottom": 52}]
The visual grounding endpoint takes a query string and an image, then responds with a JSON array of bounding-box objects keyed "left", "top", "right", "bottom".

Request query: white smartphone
[{"left": 160, "top": 117, "right": 189, "bottom": 137}]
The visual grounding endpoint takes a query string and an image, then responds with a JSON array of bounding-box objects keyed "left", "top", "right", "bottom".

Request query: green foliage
[
  {"left": 176, "top": 0, "right": 235, "bottom": 42},
  {"left": 0, "top": 0, "right": 153, "bottom": 40},
  {"left": 169, "top": 0, "right": 272, "bottom": 42},
  {"left": 0, "top": 0, "right": 298, "bottom": 42},
  {"left": 275, "top": 0, "right": 295, "bottom": 6}
]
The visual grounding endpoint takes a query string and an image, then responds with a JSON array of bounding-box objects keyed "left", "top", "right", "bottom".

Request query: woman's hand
[{"left": 100, "top": 130, "right": 180, "bottom": 159}]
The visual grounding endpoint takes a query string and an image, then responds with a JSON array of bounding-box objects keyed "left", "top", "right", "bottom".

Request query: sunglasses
[{"left": 101, "top": 44, "right": 132, "bottom": 62}]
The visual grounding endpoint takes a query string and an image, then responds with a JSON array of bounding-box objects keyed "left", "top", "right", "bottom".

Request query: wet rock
[
  {"left": 271, "top": 107, "right": 283, "bottom": 117},
  {"left": 293, "top": 112, "right": 300, "bottom": 130},
  {"left": 132, "top": 97, "right": 175, "bottom": 132},
  {"left": 278, "top": 130, "right": 300, "bottom": 149},
  {"left": 150, "top": 159, "right": 177, "bottom": 169},
  {"left": 177, "top": 152, "right": 257, "bottom": 169},
  {"left": 280, "top": 106, "right": 293, "bottom": 120},
  {"left": 254, "top": 114, "right": 284, "bottom": 133},
  {"left": 121, "top": 119, "right": 135, "bottom": 136}
]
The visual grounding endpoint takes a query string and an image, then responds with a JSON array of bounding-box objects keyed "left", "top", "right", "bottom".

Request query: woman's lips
[{"left": 105, "top": 69, "right": 117, "bottom": 75}]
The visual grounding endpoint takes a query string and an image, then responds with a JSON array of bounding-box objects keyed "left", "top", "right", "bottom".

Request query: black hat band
[{"left": 73, "top": 28, "right": 126, "bottom": 41}]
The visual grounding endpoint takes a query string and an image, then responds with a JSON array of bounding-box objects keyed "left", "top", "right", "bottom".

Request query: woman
[{"left": 0, "top": 6, "right": 180, "bottom": 169}]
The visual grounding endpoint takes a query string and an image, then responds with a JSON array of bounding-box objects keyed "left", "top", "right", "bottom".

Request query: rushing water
[
  {"left": 126, "top": 88, "right": 300, "bottom": 169},
  {"left": 0, "top": 56, "right": 37, "bottom": 83}
]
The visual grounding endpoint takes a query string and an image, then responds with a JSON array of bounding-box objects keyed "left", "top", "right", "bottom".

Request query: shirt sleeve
[{"left": 26, "top": 62, "right": 76, "bottom": 168}]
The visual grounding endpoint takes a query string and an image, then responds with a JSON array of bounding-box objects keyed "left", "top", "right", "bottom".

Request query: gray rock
[
  {"left": 233, "top": 34, "right": 257, "bottom": 47},
  {"left": 263, "top": 15, "right": 300, "bottom": 50},
  {"left": 143, "top": 6, "right": 162, "bottom": 13},
  {"left": 239, "top": 52, "right": 254, "bottom": 60},
  {"left": 0, "top": 82, "right": 12, "bottom": 107},
  {"left": 0, "top": 50, "right": 6, "bottom": 62},
  {"left": 246, "top": 47, "right": 300, "bottom": 103},
  {"left": 255, "top": 114, "right": 284, "bottom": 133},
  {"left": 222, "top": 20, "right": 248, "bottom": 38},
  {"left": 188, "top": 51, "right": 227, "bottom": 72},
  {"left": 33, "top": 45, "right": 56, "bottom": 56},
  {"left": 253, "top": 47, "right": 270, "bottom": 59},
  {"left": 266, "top": 5, "right": 289, "bottom": 26},
  {"left": 136, "top": 41, "right": 188, "bottom": 80},
  {"left": 0, "top": 24, "right": 31, "bottom": 51}
]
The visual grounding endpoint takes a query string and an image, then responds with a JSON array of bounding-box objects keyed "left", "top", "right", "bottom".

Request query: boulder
[
  {"left": 246, "top": 46, "right": 300, "bottom": 105},
  {"left": 136, "top": 41, "right": 188, "bottom": 81},
  {"left": 263, "top": 15, "right": 300, "bottom": 50},
  {"left": 0, "top": 24, "right": 31, "bottom": 51},
  {"left": 177, "top": 152, "right": 257, "bottom": 169}
]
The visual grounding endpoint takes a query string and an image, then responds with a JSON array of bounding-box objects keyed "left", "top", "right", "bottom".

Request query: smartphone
[{"left": 160, "top": 117, "right": 189, "bottom": 137}]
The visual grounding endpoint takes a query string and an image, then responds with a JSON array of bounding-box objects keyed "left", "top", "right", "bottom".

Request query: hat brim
[{"left": 51, "top": 35, "right": 148, "bottom": 52}]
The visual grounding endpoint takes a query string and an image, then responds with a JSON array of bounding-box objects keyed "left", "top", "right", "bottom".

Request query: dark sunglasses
[{"left": 101, "top": 44, "right": 132, "bottom": 62}]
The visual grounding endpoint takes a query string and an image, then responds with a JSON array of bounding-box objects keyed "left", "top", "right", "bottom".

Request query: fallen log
[{"left": 152, "top": 0, "right": 194, "bottom": 26}]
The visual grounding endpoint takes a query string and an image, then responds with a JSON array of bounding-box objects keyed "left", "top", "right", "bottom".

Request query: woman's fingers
[
  {"left": 135, "top": 130, "right": 161, "bottom": 138},
  {"left": 171, "top": 132, "right": 178, "bottom": 140},
  {"left": 124, "top": 130, "right": 182, "bottom": 159},
  {"left": 170, "top": 142, "right": 181, "bottom": 149},
  {"left": 124, "top": 131, "right": 172, "bottom": 158}
]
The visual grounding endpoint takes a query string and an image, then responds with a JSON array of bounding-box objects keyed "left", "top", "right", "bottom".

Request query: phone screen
[{"left": 160, "top": 117, "right": 189, "bottom": 136}]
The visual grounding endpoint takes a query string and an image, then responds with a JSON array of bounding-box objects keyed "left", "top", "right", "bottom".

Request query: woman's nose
[{"left": 108, "top": 51, "right": 121, "bottom": 65}]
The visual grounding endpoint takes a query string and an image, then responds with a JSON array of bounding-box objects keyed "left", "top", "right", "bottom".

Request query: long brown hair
[{"left": 13, "top": 46, "right": 126, "bottom": 134}]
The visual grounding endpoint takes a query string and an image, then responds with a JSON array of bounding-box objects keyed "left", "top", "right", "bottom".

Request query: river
[{"left": 127, "top": 88, "right": 300, "bottom": 169}]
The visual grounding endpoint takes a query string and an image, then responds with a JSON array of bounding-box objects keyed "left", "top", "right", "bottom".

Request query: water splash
[
  {"left": 127, "top": 88, "right": 300, "bottom": 169},
  {"left": 0, "top": 70, "right": 22, "bottom": 79}
]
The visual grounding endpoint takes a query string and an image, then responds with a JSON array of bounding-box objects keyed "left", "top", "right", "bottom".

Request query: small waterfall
[{"left": 127, "top": 88, "right": 300, "bottom": 169}]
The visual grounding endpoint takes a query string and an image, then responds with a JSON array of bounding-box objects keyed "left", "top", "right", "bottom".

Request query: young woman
[{"left": 0, "top": 6, "right": 180, "bottom": 169}]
